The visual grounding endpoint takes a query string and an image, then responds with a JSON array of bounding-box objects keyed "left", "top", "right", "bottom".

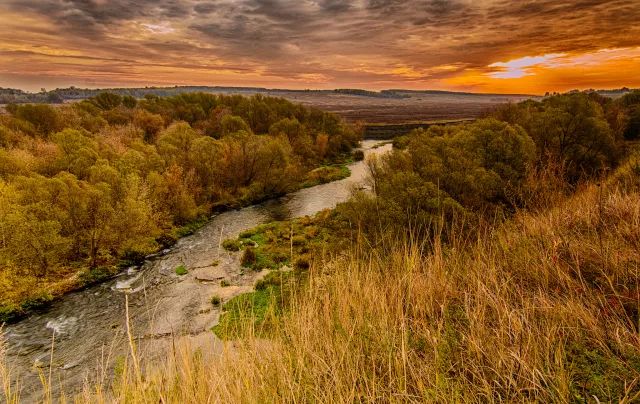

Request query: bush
[
  {"left": 294, "top": 256, "right": 311, "bottom": 270},
  {"left": 222, "top": 239, "right": 241, "bottom": 251},
  {"left": 120, "top": 249, "right": 146, "bottom": 266},
  {"left": 156, "top": 234, "right": 177, "bottom": 249},
  {"left": 352, "top": 150, "right": 365, "bottom": 161},
  {"left": 341, "top": 118, "right": 535, "bottom": 241},
  {"left": 210, "top": 295, "right": 222, "bottom": 306},
  {"left": 241, "top": 247, "right": 257, "bottom": 267}
]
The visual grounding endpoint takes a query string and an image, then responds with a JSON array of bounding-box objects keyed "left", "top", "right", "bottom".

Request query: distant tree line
[{"left": 0, "top": 85, "right": 414, "bottom": 105}]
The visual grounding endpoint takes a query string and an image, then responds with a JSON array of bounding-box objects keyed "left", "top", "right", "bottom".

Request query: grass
[
  {"left": 213, "top": 271, "right": 298, "bottom": 340},
  {"left": 174, "top": 265, "right": 188, "bottom": 276}
]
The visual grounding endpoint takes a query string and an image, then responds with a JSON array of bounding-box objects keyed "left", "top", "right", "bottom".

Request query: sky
[{"left": 1, "top": 0, "right": 639, "bottom": 94}]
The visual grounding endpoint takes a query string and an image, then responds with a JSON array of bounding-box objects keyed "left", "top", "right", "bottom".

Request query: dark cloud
[{"left": 6, "top": 0, "right": 190, "bottom": 37}]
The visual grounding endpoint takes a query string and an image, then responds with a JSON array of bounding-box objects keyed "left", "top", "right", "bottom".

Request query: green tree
[
  {"left": 52, "top": 129, "right": 99, "bottom": 178},
  {"left": 494, "top": 93, "right": 621, "bottom": 180},
  {"left": 220, "top": 115, "right": 252, "bottom": 137},
  {"left": 10, "top": 104, "right": 63, "bottom": 136},
  {"left": 91, "top": 92, "right": 123, "bottom": 110},
  {"left": 156, "top": 122, "right": 199, "bottom": 168}
]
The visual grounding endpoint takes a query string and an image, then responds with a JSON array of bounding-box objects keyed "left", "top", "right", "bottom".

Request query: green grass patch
[
  {"left": 226, "top": 210, "right": 353, "bottom": 274},
  {"left": 567, "top": 342, "right": 640, "bottom": 401},
  {"left": 212, "top": 211, "right": 356, "bottom": 339},
  {"left": 213, "top": 271, "right": 300, "bottom": 339},
  {"left": 175, "top": 265, "right": 188, "bottom": 276}
]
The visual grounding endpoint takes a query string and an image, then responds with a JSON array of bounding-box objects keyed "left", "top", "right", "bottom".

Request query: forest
[{"left": 0, "top": 92, "right": 360, "bottom": 321}]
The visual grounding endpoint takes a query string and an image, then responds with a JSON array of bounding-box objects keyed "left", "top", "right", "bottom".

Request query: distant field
[{"left": 241, "top": 90, "right": 537, "bottom": 123}]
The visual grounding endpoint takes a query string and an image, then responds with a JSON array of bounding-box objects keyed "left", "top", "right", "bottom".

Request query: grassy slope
[{"left": 4, "top": 155, "right": 640, "bottom": 402}]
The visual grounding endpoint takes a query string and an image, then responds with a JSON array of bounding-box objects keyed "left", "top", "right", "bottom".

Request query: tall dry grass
[{"left": 4, "top": 157, "right": 640, "bottom": 403}]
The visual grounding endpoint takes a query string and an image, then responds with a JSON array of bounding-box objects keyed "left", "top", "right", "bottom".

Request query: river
[{"left": 2, "top": 139, "right": 392, "bottom": 400}]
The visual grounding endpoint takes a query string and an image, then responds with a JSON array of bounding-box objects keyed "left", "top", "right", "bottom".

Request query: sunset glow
[{"left": 1, "top": 0, "right": 639, "bottom": 94}]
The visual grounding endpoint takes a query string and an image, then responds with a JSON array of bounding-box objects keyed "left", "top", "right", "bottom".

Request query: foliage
[
  {"left": 241, "top": 247, "right": 257, "bottom": 268},
  {"left": 0, "top": 92, "right": 361, "bottom": 320},
  {"left": 302, "top": 165, "right": 350, "bottom": 188},
  {"left": 228, "top": 210, "right": 351, "bottom": 272},
  {"left": 341, "top": 118, "right": 535, "bottom": 242},
  {"left": 222, "top": 239, "right": 241, "bottom": 252},
  {"left": 492, "top": 93, "right": 623, "bottom": 180},
  {"left": 213, "top": 270, "right": 302, "bottom": 339}
]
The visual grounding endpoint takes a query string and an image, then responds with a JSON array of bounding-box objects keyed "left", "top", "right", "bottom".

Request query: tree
[
  {"left": 10, "top": 104, "right": 63, "bottom": 136},
  {"left": 269, "top": 118, "right": 315, "bottom": 161},
  {"left": 493, "top": 93, "right": 621, "bottom": 180},
  {"left": 91, "top": 92, "right": 123, "bottom": 110},
  {"left": 4, "top": 209, "right": 69, "bottom": 276},
  {"left": 341, "top": 118, "right": 536, "bottom": 242},
  {"left": 156, "top": 122, "right": 199, "bottom": 168},
  {"left": 133, "top": 108, "right": 164, "bottom": 142},
  {"left": 220, "top": 115, "right": 252, "bottom": 137},
  {"left": 52, "top": 129, "right": 99, "bottom": 178},
  {"left": 615, "top": 91, "right": 640, "bottom": 140},
  {"left": 122, "top": 95, "right": 138, "bottom": 109}
]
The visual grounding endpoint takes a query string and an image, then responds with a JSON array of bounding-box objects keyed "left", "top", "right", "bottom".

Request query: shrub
[
  {"left": 210, "top": 295, "right": 222, "bottom": 306},
  {"left": 222, "top": 239, "right": 241, "bottom": 251},
  {"left": 294, "top": 256, "right": 311, "bottom": 270},
  {"left": 175, "top": 265, "right": 188, "bottom": 276},
  {"left": 241, "top": 247, "right": 257, "bottom": 267},
  {"left": 493, "top": 93, "right": 621, "bottom": 180}
]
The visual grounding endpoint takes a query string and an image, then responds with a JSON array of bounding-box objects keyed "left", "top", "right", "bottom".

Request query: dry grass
[{"left": 3, "top": 158, "right": 640, "bottom": 403}]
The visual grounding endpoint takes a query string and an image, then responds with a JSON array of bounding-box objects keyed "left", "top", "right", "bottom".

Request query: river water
[{"left": 2, "top": 139, "right": 391, "bottom": 400}]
